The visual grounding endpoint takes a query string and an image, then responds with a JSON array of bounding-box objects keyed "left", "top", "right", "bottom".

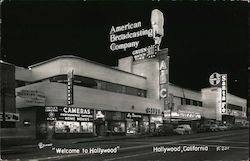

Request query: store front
[
  {"left": 163, "top": 110, "right": 202, "bottom": 131},
  {"left": 126, "top": 113, "right": 150, "bottom": 135},
  {"left": 149, "top": 115, "right": 163, "bottom": 132},
  {"left": 45, "top": 106, "right": 94, "bottom": 139},
  {"left": 105, "top": 111, "right": 126, "bottom": 136}
]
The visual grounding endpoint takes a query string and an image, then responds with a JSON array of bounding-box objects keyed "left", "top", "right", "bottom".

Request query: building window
[
  {"left": 193, "top": 100, "right": 198, "bottom": 106},
  {"left": 49, "top": 74, "right": 147, "bottom": 98},
  {"left": 101, "top": 81, "right": 107, "bottom": 90},
  {"left": 106, "top": 82, "right": 122, "bottom": 93},
  {"left": 126, "top": 87, "right": 138, "bottom": 96},
  {"left": 181, "top": 98, "right": 185, "bottom": 105},
  {"left": 227, "top": 104, "right": 243, "bottom": 111},
  {"left": 198, "top": 101, "right": 202, "bottom": 107},
  {"left": 186, "top": 99, "right": 190, "bottom": 105}
]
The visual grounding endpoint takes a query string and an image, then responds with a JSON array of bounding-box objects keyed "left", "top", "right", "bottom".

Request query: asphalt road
[{"left": 2, "top": 129, "right": 249, "bottom": 161}]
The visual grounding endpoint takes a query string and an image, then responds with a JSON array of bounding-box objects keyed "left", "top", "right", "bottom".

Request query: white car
[{"left": 173, "top": 124, "right": 192, "bottom": 135}]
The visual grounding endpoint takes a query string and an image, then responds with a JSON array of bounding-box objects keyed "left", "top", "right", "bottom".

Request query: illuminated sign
[
  {"left": 150, "top": 115, "right": 163, "bottom": 123},
  {"left": 126, "top": 113, "right": 142, "bottom": 119},
  {"left": 109, "top": 21, "right": 153, "bottom": 52},
  {"left": 132, "top": 45, "right": 156, "bottom": 61},
  {"left": 67, "top": 70, "right": 74, "bottom": 105},
  {"left": 209, "top": 72, "right": 221, "bottom": 86},
  {"left": 163, "top": 110, "right": 201, "bottom": 120},
  {"left": 159, "top": 52, "right": 169, "bottom": 111},
  {"left": 45, "top": 106, "right": 94, "bottom": 122},
  {"left": 95, "top": 111, "right": 105, "bottom": 119},
  {"left": 151, "top": 9, "right": 164, "bottom": 46},
  {"left": 160, "top": 88, "right": 167, "bottom": 98},
  {"left": 146, "top": 107, "right": 161, "bottom": 115},
  {"left": 221, "top": 74, "right": 227, "bottom": 114},
  {"left": 0, "top": 112, "right": 20, "bottom": 122}
]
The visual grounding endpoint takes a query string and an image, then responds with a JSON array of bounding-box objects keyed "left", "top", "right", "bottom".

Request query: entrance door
[{"left": 96, "top": 119, "right": 105, "bottom": 136}]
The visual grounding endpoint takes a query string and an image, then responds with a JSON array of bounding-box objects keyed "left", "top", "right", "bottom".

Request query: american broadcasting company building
[{"left": 0, "top": 52, "right": 248, "bottom": 139}]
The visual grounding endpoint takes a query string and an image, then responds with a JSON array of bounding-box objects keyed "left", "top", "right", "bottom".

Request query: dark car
[
  {"left": 153, "top": 124, "right": 174, "bottom": 136},
  {"left": 197, "top": 124, "right": 210, "bottom": 133}
]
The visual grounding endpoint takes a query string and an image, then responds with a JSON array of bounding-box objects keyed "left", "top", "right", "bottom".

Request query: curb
[{"left": 73, "top": 135, "right": 153, "bottom": 144}]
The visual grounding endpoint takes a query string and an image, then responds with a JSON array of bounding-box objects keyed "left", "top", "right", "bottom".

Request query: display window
[
  {"left": 55, "top": 121, "right": 93, "bottom": 133},
  {"left": 80, "top": 122, "right": 93, "bottom": 133},
  {"left": 126, "top": 121, "right": 139, "bottom": 134},
  {"left": 108, "top": 121, "right": 125, "bottom": 133},
  {"left": 142, "top": 121, "right": 149, "bottom": 133}
]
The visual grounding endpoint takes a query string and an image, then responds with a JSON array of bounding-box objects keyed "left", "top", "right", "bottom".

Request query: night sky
[{"left": 1, "top": 1, "right": 248, "bottom": 98}]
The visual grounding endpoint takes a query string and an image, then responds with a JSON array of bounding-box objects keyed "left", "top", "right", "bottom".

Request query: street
[{"left": 2, "top": 129, "right": 249, "bottom": 161}]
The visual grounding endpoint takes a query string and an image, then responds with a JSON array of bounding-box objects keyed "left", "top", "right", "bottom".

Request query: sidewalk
[{"left": 1, "top": 134, "right": 153, "bottom": 154}]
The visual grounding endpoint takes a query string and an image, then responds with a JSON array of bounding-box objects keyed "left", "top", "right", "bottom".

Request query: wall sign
[
  {"left": 45, "top": 106, "right": 94, "bottom": 122},
  {"left": 159, "top": 52, "right": 169, "bottom": 111},
  {"left": 126, "top": 113, "right": 142, "bottom": 119},
  {"left": 221, "top": 74, "right": 227, "bottom": 114},
  {"left": 95, "top": 110, "right": 105, "bottom": 119},
  {"left": 146, "top": 107, "right": 161, "bottom": 115},
  {"left": 16, "top": 90, "right": 45, "bottom": 107},
  {"left": 209, "top": 72, "right": 221, "bottom": 86},
  {"left": 67, "top": 70, "right": 74, "bottom": 105}
]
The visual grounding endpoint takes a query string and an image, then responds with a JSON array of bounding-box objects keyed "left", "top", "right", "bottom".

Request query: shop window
[
  {"left": 80, "top": 122, "right": 93, "bottom": 133},
  {"left": 55, "top": 121, "right": 93, "bottom": 133},
  {"left": 127, "top": 121, "right": 140, "bottom": 134},
  {"left": 108, "top": 122, "right": 125, "bottom": 133}
]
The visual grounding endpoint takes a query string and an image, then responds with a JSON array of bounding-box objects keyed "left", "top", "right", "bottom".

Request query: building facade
[{"left": 0, "top": 48, "right": 247, "bottom": 139}]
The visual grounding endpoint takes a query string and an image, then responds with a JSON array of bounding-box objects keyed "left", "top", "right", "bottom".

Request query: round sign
[
  {"left": 209, "top": 72, "right": 221, "bottom": 86},
  {"left": 48, "top": 112, "right": 55, "bottom": 118}
]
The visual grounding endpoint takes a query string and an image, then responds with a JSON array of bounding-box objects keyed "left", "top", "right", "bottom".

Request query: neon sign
[{"left": 109, "top": 21, "right": 153, "bottom": 52}]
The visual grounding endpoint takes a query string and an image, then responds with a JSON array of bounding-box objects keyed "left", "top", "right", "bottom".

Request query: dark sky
[{"left": 1, "top": 1, "right": 248, "bottom": 98}]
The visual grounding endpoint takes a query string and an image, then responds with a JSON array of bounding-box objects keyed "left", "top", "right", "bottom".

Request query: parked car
[
  {"left": 153, "top": 124, "right": 174, "bottom": 136},
  {"left": 209, "top": 124, "right": 219, "bottom": 132},
  {"left": 218, "top": 125, "right": 228, "bottom": 131},
  {"left": 197, "top": 124, "right": 210, "bottom": 133},
  {"left": 173, "top": 124, "right": 192, "bottom": 135}
]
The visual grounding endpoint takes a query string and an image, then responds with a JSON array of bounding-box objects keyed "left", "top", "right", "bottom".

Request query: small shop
[
  {"left": 95, "top": 111, "right": 150, "bottom": 136},
  {"left": 149, "top": 115, "right": 163, "bottom": 132},
  {"left": 105, "top": 111, "right": 127, "bottom": 136},
  {"left": 126, "top": 113, "right": 150, "bottom": 135},
  {"left": 45, "top": 106, "right": 94, "bottom": 138}
]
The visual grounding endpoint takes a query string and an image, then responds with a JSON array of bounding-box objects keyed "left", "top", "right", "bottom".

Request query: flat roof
[
  {"left": 169, "top": 82, "right": 201, "bottom": 93},
  {"left": 28, "top": 55, "right": 147, "bottom": 79}
]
